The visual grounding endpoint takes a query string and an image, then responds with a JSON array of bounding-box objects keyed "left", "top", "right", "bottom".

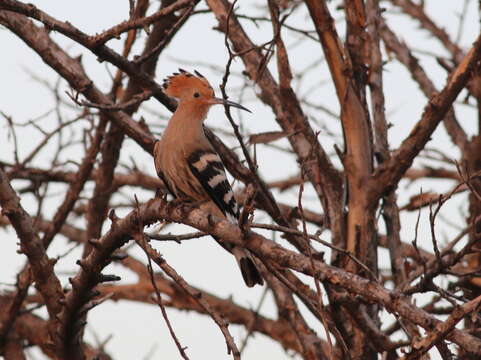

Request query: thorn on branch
[
  {"left": 111, "top": 252, "right": 128, "bottom": 261},
  {"left": 80, "top": 292, "right": 114, "bottom": 315},
  {"left": 88, "top": 290, "right": 101, "bottom": 299},
  {"left": 475, "top": 215, "right": 481, "bottom": 235},
  {"left": 207, "top": 213, "right": 216, "bottom": 228},
  {"left": 65, "top": 88, "right": 82, "bottom": 105},
  {"left": 16, "top": 243, "right": 27, "bottom": 254},
  {"left": 73, "top": 320, "right": 88, "bottom": 335},
  {"left": 68, "top": 277, "right": 81, "bottom": 290},
  {"left": 88, "top": 238, "right": 101, "bottom": 248},
  {"left": 75, "top": 91, "right": 153, "bottom": 112},
  {"left": 98, "top": 274, "right": 121, "bottom": 283},
  {"left": 108, "top": 208, "right": 119, "bottom": 228},
  {"left": 239, "top": 183, "right": 256, "bottom": 230},
  {"left": 312, "top": 252, "right": 325, "bottom": 262},
  {"left": 334, "top": 143, "right": 345, "bottom": 163}
]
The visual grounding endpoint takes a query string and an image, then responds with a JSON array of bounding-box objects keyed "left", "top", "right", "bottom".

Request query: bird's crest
[{"left": 162, "top": 69, "right": 214, "bottom": 99}]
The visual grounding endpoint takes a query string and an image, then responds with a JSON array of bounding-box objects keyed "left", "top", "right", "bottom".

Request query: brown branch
[
  {"left": 0, "top": 169, "right": 64, "bottom": 352},
  {"left": 389, "top": 0, "right": 464, "bottom": 63},
  {"left": 134, "top": 233, "right": 191, "bottom": 360},
  {"left": 0, "top": 270, "right": 30, "bottom": 353},
  {"left": 370, "top": 31, "right": 481, "bottom": 202},
  {"left": 135, "top": 234, "right": 241, "bottom": 360},
  {"left": 367, "top": 0, "right": 421, "bottom": 341},
  {"left": 91, "top": 0, "right": 196, "bottom": 45},
  {"left": 306, "top": 0, "right": 374, "bottom": 273},
  {"left": 76, "top": 90, "right": 153, "bottom": 111},
  {"left": 110, "top": 0, "right": 149, "bottom": 97},
  {"left": 219, "top": 0, "right": 298, "bottom": 250},
  {"left": 0, "top": 0, "right": 177, "bottom": 113},
  {"left": 133, "top": 3, "right": 197, "bottom": 66},
  {"left": 3, "top": 337, "right": 26, "bottom": 360},
  {"left": 379, "top": 18, "right": 468, "bottom": 151},
  {"left": 405, "top": 167, "right": 460, "bottom": 182},
  {"left": 3, "top": 215, "right": 310, "bottom": 357},
  {"left": 97, "top": 276, "right": 304, "bottom": 354},
  {"left": 403, "top": 295, "right": 481, "bottom": 360},
  {"left": 304, "top": 0, "right": 350, "bottom": 99},
  {"left": 83, "top": 0, "right": 194, "bottom": 260},
  {"left": 153, "top": 200, "right": 481, "bottom": 355},
  {"left": 206, "top": 0, "right": 344, "bottom": 241},
  {"left": 72, "top": 197, "right": 481, "bottom": 355},
  {"left": 19, "top": 116, "right": 84, "bottom": 168},
  {"left": 366, "top": 0, "right": 403, "bottom": 276},
  {"left": 250, "top": 222, "right": 375, "bottom": 280},
  {"left": 42, "top": 118, "right": 107, "bottom": 247},
  {"left": 0, "top": 11, "right": 157, "bottom": 153},
  {"left": 6, "top": 166, "right": 163, "bottom": 191},
  {"left": 0, "top": 296, "right": 112, "bottom": 360},
  {"left": 4, "top": 2, "right": 481, "bottom": 358},
  {"left": 206, "top": 131, "right": 327, "bottom": 232},
  {"left": 264, "top": 270, "right": 328, "bottom": 360}
]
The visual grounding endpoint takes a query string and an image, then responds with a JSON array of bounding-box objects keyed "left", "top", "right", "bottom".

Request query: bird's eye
[{"left": 193, "top": 92, "right": 200, "bottom": 98}]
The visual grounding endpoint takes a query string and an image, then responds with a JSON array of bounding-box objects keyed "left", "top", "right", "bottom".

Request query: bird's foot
[
  {"left": 167, "top": 197, "right": 191, "bottom": 207},
  {"left": 155, "top": 188, "right": 169, "bottom": 201}
]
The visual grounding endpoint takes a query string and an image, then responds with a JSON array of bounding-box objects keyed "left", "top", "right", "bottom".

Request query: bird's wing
[
  {"left": 187, "top": 149, "right": 239, "bottom": 222},
  {"left": 154, "top": 140, "right": 177, "bottom": 198},
  {"left": 156, "top": 167, "right": 177, "bottom": 198}
]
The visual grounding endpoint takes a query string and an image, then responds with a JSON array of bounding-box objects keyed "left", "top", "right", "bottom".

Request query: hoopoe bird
[{"left": 154, "top": 69, "right": 264, "bottom": 287}]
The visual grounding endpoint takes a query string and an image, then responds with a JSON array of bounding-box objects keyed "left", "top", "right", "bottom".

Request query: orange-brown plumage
[
  {"left": 162, "top": 69, "right": 250, "bottom": 121},
  {"left": 155, "top": 69, "right": 262, "bottom": 287},
  {"left": 163, "top": 70, "right": 213, "bottom": 98}
]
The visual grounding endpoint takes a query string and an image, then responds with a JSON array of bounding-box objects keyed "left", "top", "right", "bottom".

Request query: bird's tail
[
  {"left": 202, "top": 202, "right": 263, "bottom": 287},
  {"left": 213, "top": 235, "right": 263, "bottom": 287},
  {"left": 231, "top": 246, "right": 264, "bottom": 288}
]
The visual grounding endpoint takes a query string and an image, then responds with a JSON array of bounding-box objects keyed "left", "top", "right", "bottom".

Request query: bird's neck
[
  {"left": 178, "top": 100, "right": 210, "bottom": 122},
  {"left": 164, "top": 102, "right": 209, "bottom": 144}
]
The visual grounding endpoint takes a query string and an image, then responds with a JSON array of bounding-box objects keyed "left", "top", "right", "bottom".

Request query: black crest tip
[{"left": 194, "top": 70, "right": 205, "bottom": 78}]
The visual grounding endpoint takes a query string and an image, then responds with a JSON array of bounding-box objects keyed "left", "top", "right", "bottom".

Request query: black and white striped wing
[{"left": 187, "top": 150, "right": 239, "bottom": 222}]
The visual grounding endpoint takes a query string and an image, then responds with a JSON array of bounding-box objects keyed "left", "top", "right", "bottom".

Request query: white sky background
[{"left": 0, "top": 1, "right": 480, "bottom": 359}]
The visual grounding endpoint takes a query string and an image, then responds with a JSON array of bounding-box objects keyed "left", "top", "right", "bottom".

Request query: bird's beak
[{"left": 210, "top": 97, "right": 251, "bottom": 113}]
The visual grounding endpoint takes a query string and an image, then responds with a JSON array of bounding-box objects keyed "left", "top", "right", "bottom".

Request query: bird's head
[{"left": 162, "top": 69, "right": 251, "bottom": 113}]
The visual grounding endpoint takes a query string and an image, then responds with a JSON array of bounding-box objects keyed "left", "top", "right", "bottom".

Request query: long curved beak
[{"left": 210, "top": 97, "right": 251, "bottom": 113}]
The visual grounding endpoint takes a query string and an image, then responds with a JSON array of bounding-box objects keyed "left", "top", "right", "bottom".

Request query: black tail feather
[
  {"left": 239, "top": 257, "right": 264, "bottom": 287},
  {"left": 213, "top": 235, "right": 264, "bottom": 287}
]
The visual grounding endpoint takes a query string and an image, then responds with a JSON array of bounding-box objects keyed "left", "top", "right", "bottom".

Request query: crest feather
[{"left": 162, "top": 69, "right": 214, "bottom": 99}]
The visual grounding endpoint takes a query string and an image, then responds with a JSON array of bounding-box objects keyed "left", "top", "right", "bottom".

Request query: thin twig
[
  {"left": 133, "top": 195, "right": 190, "bottom": 359},
  {"left": 134, "top": 232, "right": 191, "bottom": 360},
  {"left": 135, "top": 234, "right": 241, "bottom": 360}
]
